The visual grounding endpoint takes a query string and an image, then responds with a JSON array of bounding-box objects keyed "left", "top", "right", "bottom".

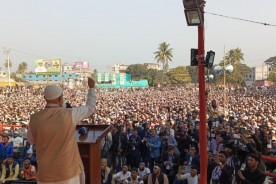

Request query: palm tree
[
  {"left": 225, "top": 48, "right": 244, "bottom": 66},
  {"left": 17, "top": 62, "right": 28, "bottom": 74},
  {"left": 219, "top": 48, "right": 246, "bottom": 85},
  {"left": 154, "top": 42, "right": 173, "bottom": 72}
]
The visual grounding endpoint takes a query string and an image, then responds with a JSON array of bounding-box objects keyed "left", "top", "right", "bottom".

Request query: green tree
[
  {"left": 154, "top": 42, "right": 173, "bottom": 72},
  {"left": 225, "top": 48, "right": 244, "bottom": 66},
  {"left": 92, "top": 69, "right": 98, "bottom": 81},
  {"left": 228, "top": 63, "right": 251, "bottom": 85},
  {"left": 145, "top": 69, "right": 169, "bottom": 86},
  {"left": 17, "top": 62, "right": 28, "bottom": 74},
  {"left": 167, "top": 66, "right": 191, "bottom": 84},
  {"left": 268, "top": 68, "right": 276, "bottom": 82},
  {"left": 126, "top": 64, "right": 148, "bottom": 80},
  {"left": 264, "top": 56, "right": 276, "bottom": 67},
  {"left": 217, "top": 48, "right": 248, "bottom": 85},
  {"left": 4, "top": 59, "right": 12, "bottom": 70},
  {"left": 186, "top": 66, "right": 198, "bottom": 84}
]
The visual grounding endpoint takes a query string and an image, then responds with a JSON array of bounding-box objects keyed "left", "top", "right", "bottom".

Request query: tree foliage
[
  {"left": 126, "top": 64, "right": 148, "bottom": 80},
  {"left": 4, "top": 59, "right": 12, "bottom": 69},
  {"left": 167, "top": 66, "right": 191, "bottom": 84},
  {"left": 186, "top": 66, "right": 198, "bottom": 84},
  {"left": 216, "top": 48, "right": 250, "bottom": 85},
  {"left": 225, "top": 48, "right": 244, "bottom": 66},
  {"left": 91, "top": 69, "right": 98, "bottom": 80},
  {"left": 146, "top": 69, "right": 169, "bottom": 86},
  {"left": 126, "top": 64, "right": 190, "bottom": 86},
  {"left": 17, "top": 62, "right": 28, "bottom": 74},
  {"left": 267, "top": 68, "right": 276, "bottom": 82},
  {"left": 264, "top": 56, "right": 276, "bottom": 67},
  {"left": 154, "top": 42, "right": 173, "bottom": 72}
]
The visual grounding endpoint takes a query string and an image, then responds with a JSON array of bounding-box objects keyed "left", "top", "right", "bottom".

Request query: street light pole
[
  {"left": 198, "top": 2, "right": 207, "bottom": 183},
  {"left": 3, "top": 48, "right": 11, "bottom": 88},
  {"left": 183, "top": 0, "right": 207, "bottom": 181},
  {"left": 223, "top": 46, "right": 226, "bottom": 115}
]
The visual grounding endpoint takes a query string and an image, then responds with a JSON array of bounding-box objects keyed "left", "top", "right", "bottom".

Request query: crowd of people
[{"left": 0, "top": 85, "right": 275, "bottom": 183}]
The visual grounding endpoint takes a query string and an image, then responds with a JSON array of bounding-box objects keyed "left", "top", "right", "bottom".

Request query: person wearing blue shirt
[
  {"left": 146, "top": 129, "right": 161, "bottom": 171},
  {"left": 0, "top": 136, "right": 13, "bottom": 164}
]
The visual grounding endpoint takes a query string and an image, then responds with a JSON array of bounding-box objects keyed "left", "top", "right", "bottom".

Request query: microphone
[{"left": 78, "top": 127, "right": 89, "bottom": 135}]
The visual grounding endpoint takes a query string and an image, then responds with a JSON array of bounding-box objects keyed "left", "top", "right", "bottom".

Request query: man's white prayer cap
[{"left": 44, "top": 85, "right": 62, "bottom": 100}]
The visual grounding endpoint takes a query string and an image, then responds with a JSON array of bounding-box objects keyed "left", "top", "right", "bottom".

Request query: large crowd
[{"left": 0, "top": 85, "right": 275, "bottom": 184}]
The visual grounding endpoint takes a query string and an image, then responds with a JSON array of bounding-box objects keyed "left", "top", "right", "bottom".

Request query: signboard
[
  {"left": 75, "top": 62, "right": 89, "bottom": 70},
  {"left": 34, "top": 59, "right": 61, "bottom": 74}
]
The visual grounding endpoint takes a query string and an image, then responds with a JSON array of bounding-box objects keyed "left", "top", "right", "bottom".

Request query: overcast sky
[{"left": 0, "top": 0, "right": 276, "bottom": 72}]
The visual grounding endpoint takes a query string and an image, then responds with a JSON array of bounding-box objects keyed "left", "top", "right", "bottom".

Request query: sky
[{"left": 0, "top": 0, "right": 276, "bottom": 72}]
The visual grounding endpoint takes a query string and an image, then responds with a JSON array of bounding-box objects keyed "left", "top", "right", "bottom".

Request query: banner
[
  {"left": 34, "top": 59, "right": 61, "bottom": 74},
  {"left": 74, "top": 61, "right": 89, "bottom": 69}
]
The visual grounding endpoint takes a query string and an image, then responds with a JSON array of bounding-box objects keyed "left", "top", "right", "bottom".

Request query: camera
[
  {"left": 233, "top": 134, "right": 240, "bottom": 139},
  {"left": 239, "top": 128, "right": 246, "bottom": 134},
  {"left": 240, "top": 163, "right": 246, "bottom": 171}
]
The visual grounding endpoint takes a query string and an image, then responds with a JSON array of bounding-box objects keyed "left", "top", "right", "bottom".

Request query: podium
[{"left": 76, "top": 124, "right": 113, "bottom": 184}]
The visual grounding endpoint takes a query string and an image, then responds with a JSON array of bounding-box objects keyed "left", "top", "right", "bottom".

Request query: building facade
[
  {"left": 23, "top": 73, "right": 77, "bottom": 83},
  {"left": 245, "top": 64, "right": 273, "bottom": 86},
  {"left": 144, "top": 63, "right": 161, "bottom": 70},
  {"left": 0, "top": 67, "right": 7, "bottom": 78},
  {"left": 96, "top": 72, "right": 148, "bottom": 88}
]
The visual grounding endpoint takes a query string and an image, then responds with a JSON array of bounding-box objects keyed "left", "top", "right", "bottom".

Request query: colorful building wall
[
  {"left": 96, "top": 72, "right": 148, "bottom": 88},
  {"left": 23, "top": 73, "right": 77, "bottom": 82}
]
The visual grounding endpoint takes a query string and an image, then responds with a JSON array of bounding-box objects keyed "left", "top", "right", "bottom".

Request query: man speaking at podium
[{"left": 27, "top": 77, "right": 96, "bottom": 184}]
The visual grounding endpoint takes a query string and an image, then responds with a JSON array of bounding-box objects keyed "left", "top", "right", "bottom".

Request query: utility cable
[{"left": 205, "top": 12, "right": 276, "bottom": 27}]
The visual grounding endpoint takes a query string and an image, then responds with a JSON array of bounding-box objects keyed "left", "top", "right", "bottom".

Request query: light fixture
[
  {"left": 183, "top": 0, "right": 203, "bottom": 26},
  {"left": 225, "top": 64, "right": 234, "bottom": 73},
  {"left": 205, "top": 50, "right": 215, "bottom": 69},
  {"left": 213, "top": 66, "right": 222, "bottom": 75},
  {"left": 184, "top": 9, "right": 203, "bottom": 26},
  {"left": 190, "top": 48, "right": 198, "bottom": 66},
  {"left": 182, "top": 0, "right": 199, "bottom": 9}
]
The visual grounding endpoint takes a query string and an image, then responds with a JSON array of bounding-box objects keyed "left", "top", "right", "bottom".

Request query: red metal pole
[{"left": 198, "top": 2, "right": 207, "bottom": 183}]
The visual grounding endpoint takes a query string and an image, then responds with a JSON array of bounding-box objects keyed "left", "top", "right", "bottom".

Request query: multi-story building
[
  {"left": 245, "top": 64, "right": 274, "bottom": 86},
  {"left": 112, "top": 63, "right": 161, "bottom": 73},
  {"left": 23, "top": 73, "right": 77, "bottom": 83},
  {"left": 96, "top": 72, "right": 148, "bottom": 88},
  {"left": 112, "top": 64, "right": 129, "bottom": 73},
  {"left": 255, "top": 64, "right": 270, "bottom": 81},
  {"left": 245, "top": 67, "right": 255, "bottom": 86},
  {"left": 0, "top": 67, "right": 7, "bottom": 78},
  {"left": 144, "top": 63, "right": 161, "bottom": 70}
]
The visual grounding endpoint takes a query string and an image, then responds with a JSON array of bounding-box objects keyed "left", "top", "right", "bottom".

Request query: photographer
[
  {"left": 210, "top": 151, "right": 234, "bottom": 184},
  {"left": 140, "top": 122, "right": 151, "bottom": 165},
  {"left": 161, "top": 146, "right": 180, "bottom": 184},
  {"left": 236, "top": 153, "right": 266, "bottom": 184},
  {"left": 174, "top": 123, "right": 191, "bottom": 163},
  {"left": 112, "top": 124, "right": 128, "bottom": 172},
  {"left": 210, "top": 134, "right": 224, "bottom": 154},
  {"left": 160, "top": 132, "right": 179, "bottom": 158},
  {"left": 183, "top": 145, "right": 200, "bottom": 171},
  {"left": 127, "top": 128, "right": 142, "bottom": 168}
]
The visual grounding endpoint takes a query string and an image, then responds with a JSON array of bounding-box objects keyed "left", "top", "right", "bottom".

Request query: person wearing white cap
[
  {"left": 138, "top": 162, "right": 151, "bottom": 182},
  {"left": 10, "top": 131, "right": 23, "bottom": 149},
  {"left": 27, "top": 77, "right": 96, "bottom": 184},
  {"left": 35, "top": 60, "right": 47, "bottom": 73}
]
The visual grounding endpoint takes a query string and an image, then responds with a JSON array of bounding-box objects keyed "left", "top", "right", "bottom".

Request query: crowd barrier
[
  {"left": 261, "top": 155, "right": 276, "bottom": 178},
  {"left": 0, "top": 124, "right": 25, "bottom": 132}
]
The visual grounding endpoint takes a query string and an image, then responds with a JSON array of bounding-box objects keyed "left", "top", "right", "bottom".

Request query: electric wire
[{"left": 205, "top": 12, "right": 276, "bottom": 27}]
